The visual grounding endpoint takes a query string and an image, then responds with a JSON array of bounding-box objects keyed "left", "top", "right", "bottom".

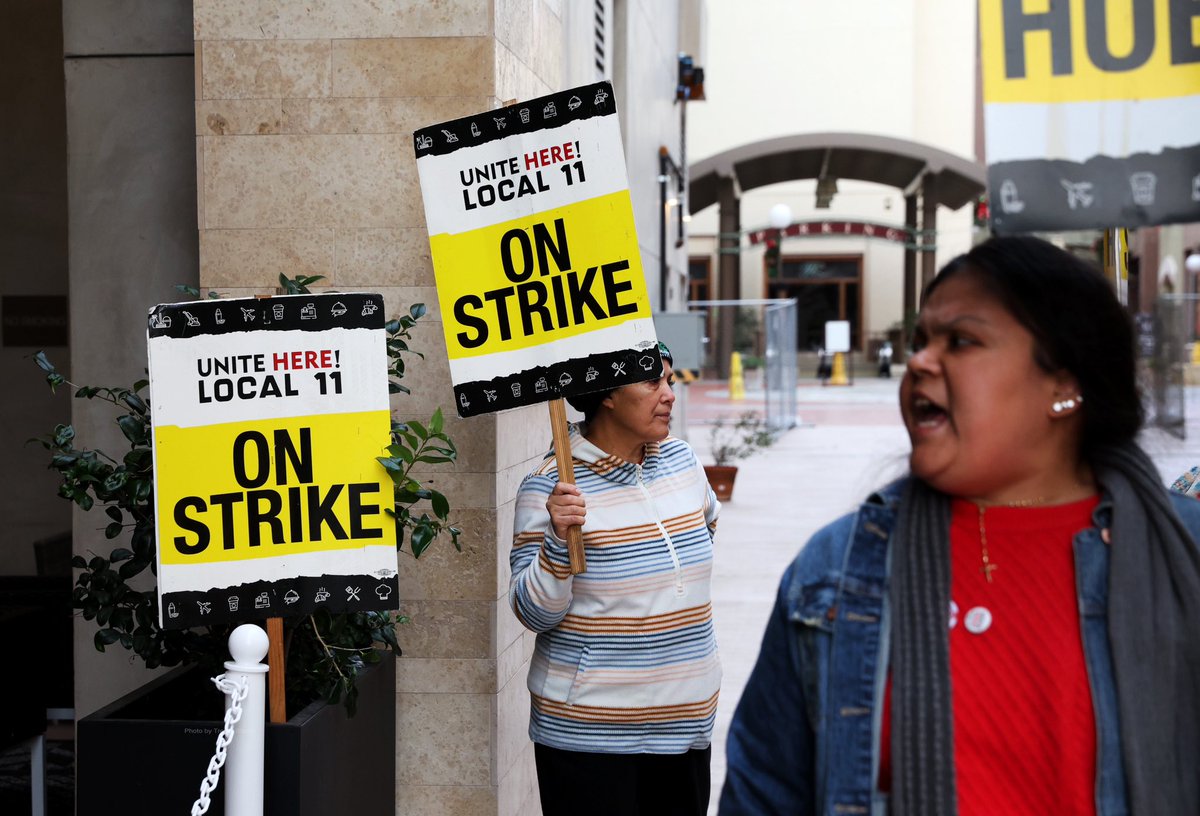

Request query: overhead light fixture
[
  {"left": 815, "top": 177, "right": 838, "bottom": 209},
  {"left": 768, "top": 203, "right": 792, "bottom": 230}
]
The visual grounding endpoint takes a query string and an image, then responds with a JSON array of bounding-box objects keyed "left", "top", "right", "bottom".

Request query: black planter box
[{"left": 77, "top": 654, "right": 395, "bottom": 815}]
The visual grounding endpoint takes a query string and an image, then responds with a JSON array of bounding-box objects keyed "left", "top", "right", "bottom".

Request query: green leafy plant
[
  {"left": 733, "top": 306, "right": 761, "bottom": 356},
  {"left": 32, "top": 275, "right": 460, "bottom": 715},
  {"left": 707, "top": 411, "right": 775, "bottom": 467}
]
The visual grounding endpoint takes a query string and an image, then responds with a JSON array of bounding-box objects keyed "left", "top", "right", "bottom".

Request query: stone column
[
  {"left": 920, "top": 175, "right": 939, "bottom": 291},
  {"left": 716, "top": 175, "right": 740, "bottom": 379},
  {"left": 64, "top": 0, "right": 199, "bottom": 717},
  {"left": 903, "top": 192, "right": 918, "bottom": 360},
  {"left": 193, "top": 2, "right": 558, "bottom": 813}
]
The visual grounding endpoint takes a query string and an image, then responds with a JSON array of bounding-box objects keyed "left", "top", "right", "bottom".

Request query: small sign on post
[
  {"left": 414, "top": 81, "right": 662, "bottom": 573},
  {"left": 824, "top": 320, "right": 852, "bottom": 386}
]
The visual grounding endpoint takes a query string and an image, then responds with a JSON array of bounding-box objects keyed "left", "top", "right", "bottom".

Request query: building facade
[
  {"left": 2, "top": 1, "right": 705, "bottom": 813},
  {"left": 685, "top": 0, "right": 983, "bottom": 357}
]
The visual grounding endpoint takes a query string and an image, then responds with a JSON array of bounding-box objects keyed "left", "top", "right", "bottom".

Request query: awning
[{"left": 689, "top": 132, "right": 986, "bottom": 214}]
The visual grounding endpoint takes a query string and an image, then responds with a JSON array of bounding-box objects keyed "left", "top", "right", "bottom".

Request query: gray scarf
[{"left": 890, "top": 441, "right": 1200, "bottom": 816}]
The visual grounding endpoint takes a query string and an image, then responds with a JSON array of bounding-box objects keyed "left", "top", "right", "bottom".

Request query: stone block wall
[
  {"left": 193, "top": 2, "right": 569, "bottom": 813},
  {"left": 64, "top": 0, "right": 200, "bottom": 717}
]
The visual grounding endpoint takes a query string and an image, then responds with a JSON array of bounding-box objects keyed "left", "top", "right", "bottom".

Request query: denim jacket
[{"left": 719, "top": 478, "right": 1200, "bottom": 816}]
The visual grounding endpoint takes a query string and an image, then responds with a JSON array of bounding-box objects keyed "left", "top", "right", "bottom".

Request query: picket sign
[{"left": 414, "top": 82, "right": 668, "bottom": 577}]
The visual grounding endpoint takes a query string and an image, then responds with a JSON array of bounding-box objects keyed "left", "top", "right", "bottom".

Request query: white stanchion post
[{"left": 224, "top": 624, "right": 270, "bottom": 816}]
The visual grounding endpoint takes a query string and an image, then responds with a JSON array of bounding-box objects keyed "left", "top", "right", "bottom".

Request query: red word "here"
[
  {"left": 273, "top": 350, "right": 336, "bottom": 370},
  {"left": 524, "top": 142, "right": 576, "bottom": 170}
]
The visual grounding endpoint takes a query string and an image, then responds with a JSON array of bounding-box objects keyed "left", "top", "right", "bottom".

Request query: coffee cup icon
[
  {"left": 272, "top": 304, "right": 285, "bottom": 320},
  {"left": 1130, "top": 172, "right": 1156, "bottom": 206}
]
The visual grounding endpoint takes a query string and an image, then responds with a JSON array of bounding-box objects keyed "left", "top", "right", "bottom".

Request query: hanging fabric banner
[{"left": 979, "top": 0, "right": 1200, "bottom": 232}]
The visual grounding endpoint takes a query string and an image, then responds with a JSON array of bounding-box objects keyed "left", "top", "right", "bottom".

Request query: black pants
[{"left": 534, "top": 743, "right": 711, "bottom": 816}]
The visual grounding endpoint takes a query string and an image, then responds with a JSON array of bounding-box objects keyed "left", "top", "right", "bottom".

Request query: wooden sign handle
[
  {"left": 547, "top": 399, "right": 586, "bottom": 574},
  {"left": 267, "top": 616, "right": 287, "bottom": 723}
]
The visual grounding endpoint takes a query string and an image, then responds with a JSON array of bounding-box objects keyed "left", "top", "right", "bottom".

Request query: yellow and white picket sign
[
  {"left": 979, "top": 0, "right": 1200, "bottom": 232},
  {"left": 414, "top": 81, "right": 662, "bottom": 417},
  {"left": 147, "top": 294, "right": 398, "bottom": 629}
]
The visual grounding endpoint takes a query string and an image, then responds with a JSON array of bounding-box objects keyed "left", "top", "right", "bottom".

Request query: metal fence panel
[
  {"left": 763, "top": 300, "right": 798, "bottom": 433},
  {"left": 686, "top": 299, "right": 798, "bottom": 433},
  {"left": 1148, "top": 295, "right": 1189, "bottom": 438}
]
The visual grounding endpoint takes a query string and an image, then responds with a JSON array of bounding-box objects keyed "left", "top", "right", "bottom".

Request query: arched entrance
[{"left": 688, "top": 132, "right": 986, "bottom": 372}]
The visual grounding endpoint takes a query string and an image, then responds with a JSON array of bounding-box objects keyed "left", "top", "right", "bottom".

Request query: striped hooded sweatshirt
[{"left": 509, "top": 426, "right": 721, "bottom": 754}]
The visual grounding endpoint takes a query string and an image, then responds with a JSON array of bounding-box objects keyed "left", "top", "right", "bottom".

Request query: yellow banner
[
  {"left": 429, "top": 190, "right": 651, "bottom": 360},
  {"left": 980, "top": 0, "right": 1200, "bottom": 103},
  {"left": 156, "top": 410, "right": 395, "bottom": 565}
]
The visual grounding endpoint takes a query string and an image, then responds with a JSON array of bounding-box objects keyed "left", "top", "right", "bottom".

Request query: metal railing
[{"left": 191, "top": 624, "right": 269, "bottom": 816}]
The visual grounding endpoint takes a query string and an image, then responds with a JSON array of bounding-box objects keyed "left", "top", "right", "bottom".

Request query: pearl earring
[{"left": 1052, "top": 395, "right": 1083, "bottom": 414}]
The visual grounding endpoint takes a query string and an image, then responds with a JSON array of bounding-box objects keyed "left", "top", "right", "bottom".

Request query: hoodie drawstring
[{"left": 636, "top": 463, "right": 686, "bottom": 597}]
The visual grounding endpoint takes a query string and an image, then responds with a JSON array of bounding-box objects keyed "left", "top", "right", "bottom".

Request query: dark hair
[
  {"left": 566, "top": 345, "right": 673, "bottom": 425},
  {"left": 565, "top": 388, "right": 612, "bottom": 425},
  {"left": 924, "top": 235, "right": 1142, "bottom": 459}
]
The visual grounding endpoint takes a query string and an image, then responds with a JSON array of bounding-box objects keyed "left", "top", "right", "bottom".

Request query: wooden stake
[
  {"left": 266, "top": 616, "right": 287, "bottom": 723},
  {"left": 547, "top": 399, "right": 587, "bottom": 574}
]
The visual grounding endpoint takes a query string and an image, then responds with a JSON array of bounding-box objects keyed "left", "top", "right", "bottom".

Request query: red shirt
[{"left": 880, "top": 496, "right": 1100, "bottom": 815}]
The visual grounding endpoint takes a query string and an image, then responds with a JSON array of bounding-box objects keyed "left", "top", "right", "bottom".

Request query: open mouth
[{"left": 910, "top": 395, "right": 948, "bottom": 428}]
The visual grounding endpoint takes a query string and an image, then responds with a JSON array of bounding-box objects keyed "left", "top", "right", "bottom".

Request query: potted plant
[
  {"left": 31, "top": 275, "right": 461, "bottom": 815},
  {"left": 703, "top": 411, "right": 775, "bottom": 501}
]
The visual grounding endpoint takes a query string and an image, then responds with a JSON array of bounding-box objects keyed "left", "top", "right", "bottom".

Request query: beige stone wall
[
  {"left": 194, "top": 2, "right": 569, "bottom": 813},
  {"left": 64, "top": 0, "right": 200, "bottom": 718}
]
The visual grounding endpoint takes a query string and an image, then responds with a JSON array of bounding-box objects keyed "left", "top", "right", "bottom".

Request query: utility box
[{"left": 653, "top": 312, "right": 705, "bottom": 371}]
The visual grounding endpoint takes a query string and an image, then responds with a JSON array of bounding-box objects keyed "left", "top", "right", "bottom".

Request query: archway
[{"left": 688, "top": 132, "right": 986, "bottom": 372}]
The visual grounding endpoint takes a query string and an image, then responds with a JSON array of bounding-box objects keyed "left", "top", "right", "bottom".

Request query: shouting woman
[{"left": 720, "top": 236, "right": 1200, "bottom": 816}]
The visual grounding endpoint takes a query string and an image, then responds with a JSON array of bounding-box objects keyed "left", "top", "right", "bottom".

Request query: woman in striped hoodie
[{"left": 509, "top": 344, "right": 722, "bottom": 816}]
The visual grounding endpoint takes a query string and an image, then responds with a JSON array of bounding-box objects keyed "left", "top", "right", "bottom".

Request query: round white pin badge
[{"left": 964, "top": 606, "right": 992, "bottom": 635}]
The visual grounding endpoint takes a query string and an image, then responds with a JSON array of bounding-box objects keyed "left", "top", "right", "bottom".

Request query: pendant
[{"left": 964, "top": 606, "right": 993, "bottom": 635}]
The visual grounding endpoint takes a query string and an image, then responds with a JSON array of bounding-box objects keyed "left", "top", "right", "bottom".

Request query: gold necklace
[
  {"left": 977, "top": 506, "right": 998, "bottom": 583},
  {"left": 976, "top": 498, "right": 1044, "bottom": 583}
]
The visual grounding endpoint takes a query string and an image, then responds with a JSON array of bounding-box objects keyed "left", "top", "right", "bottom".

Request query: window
[
  {"left": 774, "top": 258, "right": 859, "bottom": 280},
  {"left": 765, "top": 255, "right": 864, "bottom": 351},
  {"left": 688, "top": 257, "right": 711, "bottom": 303}
]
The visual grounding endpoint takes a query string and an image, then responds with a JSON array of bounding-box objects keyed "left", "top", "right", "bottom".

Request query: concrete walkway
[{"left": 685, "top": 375, "right": 1200, "bottom": 813}]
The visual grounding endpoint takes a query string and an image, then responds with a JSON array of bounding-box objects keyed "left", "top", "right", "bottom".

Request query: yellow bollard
[
  {"left": 1192, "top": 342, "right": 1200, "bottom": 366},
  {"left": 828, "top": 351, "right": 849, "bottom": 385},
  {"left": 729, "top": 351, "right": 745, "bottom": 401}
]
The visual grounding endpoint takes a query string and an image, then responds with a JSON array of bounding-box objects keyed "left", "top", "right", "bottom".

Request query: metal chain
[{"left": 190, "top": 674, "right": 249, "bottom": 816}]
